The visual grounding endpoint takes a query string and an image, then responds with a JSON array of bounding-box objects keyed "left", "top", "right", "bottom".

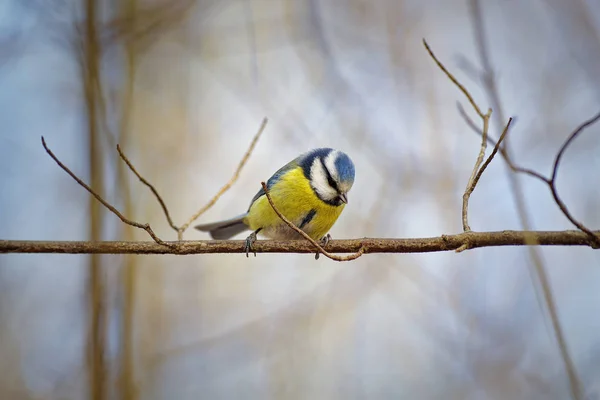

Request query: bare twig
[
  {"left": 116, "top": 144, "right": 178, "bottom": 231},
  {"left": 115, "top": 117, "right": 268, "bottom": 240},
  {"left": 41, "top": 136, "right": 171, "bottom": 247},
  {"left": 176, "top": 117, "right": 268, "bottom": 238},
  {"left": 459, "top": 111, "right": 600, "bottom": 248},
  {"left": 552, "top": 111, "right": 600, "bottom": 182},
  {"left": 465, "top": 1, "right": 592, "bottom": 398},
  {"left": 457, "top": 102, "right": 485, "bottom": 137},
  {"left": 260, "top": 182, "right": 365, "bottom": 262},
  {"left": 549, "top": 111, "right": 600, "bottom": 245},
  {"left": 1, "top": 230, "right": 597, "bottom": 254},
  {"left": 462, "top": 108, "right": 491, "bottom": 232},
  {"left": 423, "top": 39, "right": 496, "bottom": 232},
  {"left": 470, "top": 117, "right": 513, "bottom": 190},
  {"left": 458, "top": 90, "right": 600, "bottom": 247},
  {"left": 458, "top": 103, "right": 550, "bottom": 182},
  {"left": 423, "top": 39, "right": 485, "bottom": 118}
]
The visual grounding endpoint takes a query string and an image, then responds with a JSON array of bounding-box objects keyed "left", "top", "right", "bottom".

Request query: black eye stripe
[{"left": 320, "top": 158, "right": 340, "bottom": 193}]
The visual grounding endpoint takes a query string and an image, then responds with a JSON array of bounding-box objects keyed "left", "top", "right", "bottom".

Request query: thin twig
[
  {"left": 471, "top": 117, "right": 513, "bottom": 190},
  {"left": 458, "top": 102, "right": 508, "bottom": 157},
  {"left": 548, "top": 111, "right": 600, "bottom": 246},
  {"left": 551, "top": 111, "right": 600, "bottom": 182},
  {"left": 115, "top": 117, "right": 268, "bottom": 240},
  {"left": 462, "top": 108, "right": 491, "bottom": 231},
  {"left": 177, "top": 117, "right": 269, "bottom": 239},
  {"left": 466, "top": 1, "right": 591, "bottom": 397},
  {"left": 41, "top": 136, "right": 171, "bottom": 247},
  {"left": 260, "top": 182, "right": 365, "bottom": 262},
  {"left": 458, "top": 103, "right": 551, "bottom": 182},
  {"left": 458, "top": 110, "right": 600, "bottom": 247},
  {"left": 116, "top": 144, "right": 178, "bottom": 231},
  {"left": 423, "top": 39, "right": 485, "bottom": 118},
  {"left": 423, "top": 39, "right": 494, "bottom": 231}
]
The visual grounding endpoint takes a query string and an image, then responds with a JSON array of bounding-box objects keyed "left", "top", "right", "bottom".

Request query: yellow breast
[{"left": 243, "top": 167, "right": 345, "bottom": 240}]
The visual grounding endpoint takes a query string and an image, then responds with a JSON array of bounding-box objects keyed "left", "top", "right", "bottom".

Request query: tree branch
[
  {"left": 177, "top": 117, "right": 268, "bottom": 236},
  {"left": 116, "top": 117, "right": 268, "bottom": 240},
  {"left": 461, "top": 2, "right": 597, "bottom": 396},
  {"left": 457, "top": 109, "right": 600, "bottom": 248},
  {"left": 423, "top": 40, "right": 486, "bottom": 118},
  {"left": 1, "top": 231, "right": 598, "bottom": 254},
  {"left": 423, "top": 39, "right": 509, "bottom": 232},
  {"left": 35, "top": 35, "right": 598, "bottom": 266},
  {"left": 41, "top": 137, "right": 172, "bottom": 247},
  {"left": 461, "top": 107, "right": 491, "bottom": 232},
  {"left": 549, "top": 111, "right": 600, "bottom": 244},
  {"left": 470, "top": 117, "right": 513, "bottom": 190},
  {"left": 43, "top": 118, "right": 267, "bottom": 245},
  {"left": 116, "top": 144, "right": 178, "bottom": 231},
  {"left": 457, "top": 102, "right": 551, "bottom": 182}
]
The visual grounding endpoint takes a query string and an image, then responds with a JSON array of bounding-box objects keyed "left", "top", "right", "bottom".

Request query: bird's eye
[{"left": 319, "top": 158, "right": 339, "bottom": 192}]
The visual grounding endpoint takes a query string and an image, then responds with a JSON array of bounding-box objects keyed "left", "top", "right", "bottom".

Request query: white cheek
[
  {"left": 310, "top": 159, "right": 337, "bottom": 201},
  {"left": 323, "top": 150, "right": 340, "bottom": 181}
]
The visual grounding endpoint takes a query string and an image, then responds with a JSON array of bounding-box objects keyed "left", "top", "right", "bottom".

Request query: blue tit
[{"left": 194, "top": 148, "right": 355, "bottom": 254}]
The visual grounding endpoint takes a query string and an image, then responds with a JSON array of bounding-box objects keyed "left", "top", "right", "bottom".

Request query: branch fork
[{"left": 42, "top": 117, "right": 268, "bottom": 245}]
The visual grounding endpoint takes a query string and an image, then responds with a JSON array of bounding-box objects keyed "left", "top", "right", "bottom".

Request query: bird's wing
[{"left": 248, "top": 158, "right": 300, "bottom": 210}]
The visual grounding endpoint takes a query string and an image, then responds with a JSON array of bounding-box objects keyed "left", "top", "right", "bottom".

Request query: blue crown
[
  {"left": 335, "top": 152, "right": 355, "bottom": 184},
  {"left": 299, "top": 148, "right": 355, "bottom": 186}
]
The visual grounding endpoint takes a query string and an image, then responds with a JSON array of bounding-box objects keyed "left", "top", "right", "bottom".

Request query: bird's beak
[{"left": 339, "top": 193, "right": 348, "bottom": 204}]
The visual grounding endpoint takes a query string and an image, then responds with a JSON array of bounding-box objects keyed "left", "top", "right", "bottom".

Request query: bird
[{"left": 194, "top": 148, "right": 355, "bottom": 256}]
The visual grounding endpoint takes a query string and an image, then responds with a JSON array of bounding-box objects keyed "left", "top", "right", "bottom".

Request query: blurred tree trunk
[
  {"left": 83, "top": 0, "right": 106, "bottom": 399},
  {"left": 117, "top": 0, "right": 138, "bottom": 398}
]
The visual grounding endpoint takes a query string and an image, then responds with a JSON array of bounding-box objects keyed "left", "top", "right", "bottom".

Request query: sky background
[{"left": 1, "top": 0, "right": 600, "bottom": 399}]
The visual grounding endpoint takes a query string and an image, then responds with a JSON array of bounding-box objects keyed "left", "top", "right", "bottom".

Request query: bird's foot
[
  {"left": 315, "top": 233, "right": 332, "bottom": 260},
  {"left": 245, "top": 231, "right": 258, "bottom": 258},
  {"left": 320, "top": 233, "right": 332, "bottom": 247}
]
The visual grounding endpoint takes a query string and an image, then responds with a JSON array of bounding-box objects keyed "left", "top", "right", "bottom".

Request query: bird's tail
[{"left": 194, "top": 214, "right": 249, "bottom": 240}]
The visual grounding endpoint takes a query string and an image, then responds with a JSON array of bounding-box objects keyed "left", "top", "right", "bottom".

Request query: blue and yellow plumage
[{"left": 195, "top": 148, "right": 355, "bottom": 252}]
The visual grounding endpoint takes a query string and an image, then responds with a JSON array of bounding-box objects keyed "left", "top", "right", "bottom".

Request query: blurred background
[{"left": 1, "top": 0, "right": 600, "bottom": 399}]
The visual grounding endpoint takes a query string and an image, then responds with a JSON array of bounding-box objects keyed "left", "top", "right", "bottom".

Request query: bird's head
[{"left": 302, "top": 148, "right": 355, "bottom": 206}]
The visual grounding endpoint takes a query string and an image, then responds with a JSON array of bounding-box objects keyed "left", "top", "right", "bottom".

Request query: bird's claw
[
  {"left": 245, "top": 232, "right": 258, "bottom": 257},
  {"left": 315, "top": 233, "right": 332, "bottom": 260}
]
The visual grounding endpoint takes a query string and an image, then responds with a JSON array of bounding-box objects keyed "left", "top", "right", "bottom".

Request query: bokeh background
[{"left": 1, "top": 0, "right": 600, "bottom": 399}]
